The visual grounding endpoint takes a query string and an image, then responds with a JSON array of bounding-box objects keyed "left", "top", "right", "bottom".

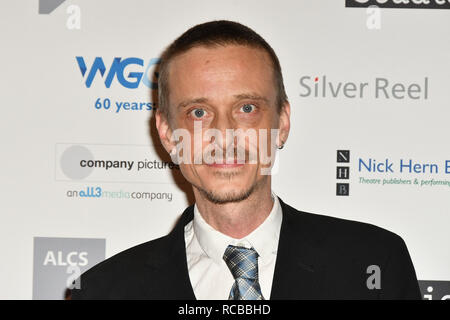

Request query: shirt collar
[{"left": 193, "top": 191, "right": 283, "bottom": 265}]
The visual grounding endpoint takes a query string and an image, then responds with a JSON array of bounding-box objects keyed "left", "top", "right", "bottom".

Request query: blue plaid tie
[{"left": 223, "top": 245, "right": 265, "bottom": 300}]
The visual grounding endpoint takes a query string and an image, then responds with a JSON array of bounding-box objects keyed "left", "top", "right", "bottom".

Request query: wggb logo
[{"left": 76, "top": 57, "right": 160, "bottom": 89}]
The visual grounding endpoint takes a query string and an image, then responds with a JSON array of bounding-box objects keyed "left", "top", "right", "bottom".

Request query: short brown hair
[{"left": 157, "top": 20, "right": 288, "bottom": 118}]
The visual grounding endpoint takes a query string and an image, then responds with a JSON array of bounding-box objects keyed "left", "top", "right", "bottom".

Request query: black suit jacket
[{"left": 70, "top": 197, "right": 421, "bottom": 299}]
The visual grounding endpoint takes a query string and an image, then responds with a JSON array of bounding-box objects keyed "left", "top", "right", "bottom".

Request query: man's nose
[{"left": 211, "top": 113, "right": 237, "bottom": 149}]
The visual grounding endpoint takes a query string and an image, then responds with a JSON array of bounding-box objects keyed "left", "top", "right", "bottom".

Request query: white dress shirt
[{"left": 184, "top": 192, "right": 283, "bottom": 300}]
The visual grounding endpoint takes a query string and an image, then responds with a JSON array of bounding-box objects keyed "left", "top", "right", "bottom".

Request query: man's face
[{"left": 157, "top": 44, "right": 289, "bottom": 203}]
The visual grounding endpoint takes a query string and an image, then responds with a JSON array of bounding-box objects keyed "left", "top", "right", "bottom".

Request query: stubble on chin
[{"left": 192, "top": 170, "right": 266, "bottom": 205}]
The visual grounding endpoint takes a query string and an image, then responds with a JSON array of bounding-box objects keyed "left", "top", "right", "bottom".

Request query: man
[{"left": 70, "top": 20, "right": 421, "bottom": 300}]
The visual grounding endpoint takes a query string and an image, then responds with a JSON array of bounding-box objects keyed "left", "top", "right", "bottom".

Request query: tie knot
[{"left": 223, "top": 245, "right": 259, "bottom": 280}]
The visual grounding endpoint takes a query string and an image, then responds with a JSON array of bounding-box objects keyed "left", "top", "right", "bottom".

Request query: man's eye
[
  {"left": 190, "top": 108, "right": 207, "bottom": 118},
  {"left": 240, "top": 104, "right": 256, "bottom": 113}
]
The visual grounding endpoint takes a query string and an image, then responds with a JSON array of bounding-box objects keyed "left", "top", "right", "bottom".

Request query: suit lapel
[
  {"left": 143, "top": 198, "right": 325, "bottom": 300},
  {"left": 144, "top": 205, "right": 197, "bottom": 299},
  {"left": 270, "top": 198, "right": 324, "bottom": 299}
]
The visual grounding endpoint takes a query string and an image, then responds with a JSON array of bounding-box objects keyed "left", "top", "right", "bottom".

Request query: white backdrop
[{"left": 1, "top": 0, "right": 449, "bottom": 299}]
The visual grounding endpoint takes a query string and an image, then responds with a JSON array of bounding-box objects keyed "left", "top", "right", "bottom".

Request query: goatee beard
[{"left": 194, "top": 177, "right": 265, "bottom": 205}]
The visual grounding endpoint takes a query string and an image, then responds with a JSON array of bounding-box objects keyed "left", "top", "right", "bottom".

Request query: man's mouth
[{"left": 206, "top": 158, "right": 245, "bottom": 168}]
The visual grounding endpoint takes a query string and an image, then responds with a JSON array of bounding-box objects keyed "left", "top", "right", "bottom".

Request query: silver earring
[
  {"left": 278, "top": 142, "right": 284, "bottom": 150},
  {"left": 170, "top": 148, "right": 179, "bottom": 164}
]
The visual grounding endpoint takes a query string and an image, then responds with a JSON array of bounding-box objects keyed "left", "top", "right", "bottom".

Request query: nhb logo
[
  {"left": 337, "top": 150, "right": 350, "bottom": 196},
  {"left": 76, "top": 57, "right": 160, "bottom": 89}
]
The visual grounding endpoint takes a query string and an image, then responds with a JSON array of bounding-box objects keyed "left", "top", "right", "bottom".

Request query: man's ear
[
  {"left": 155, "top": 110, "right": 175, "bottom": 154},
  {"left": 278, "top": 102, "right": 291, "bottom": 147}
]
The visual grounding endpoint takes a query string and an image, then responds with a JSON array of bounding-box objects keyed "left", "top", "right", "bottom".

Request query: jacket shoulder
[
  {"left": 69, "top": 234, "right": 170, "bottom": 299},
  {"left": 281, "top": 200, "right": 405, "bottom": 251},
  {"left": 279, "top": 200, "right": 421, "bottom": 299}
]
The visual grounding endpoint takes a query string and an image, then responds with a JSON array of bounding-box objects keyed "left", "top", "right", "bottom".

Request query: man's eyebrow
[
  {"left": 177, "top": 98, "right": 209, "bottom": 110},
  {"left": 233, "top": 93, "right": 269, "bottom": 103}
]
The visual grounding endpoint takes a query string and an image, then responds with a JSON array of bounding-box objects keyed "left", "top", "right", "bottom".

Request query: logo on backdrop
[
  {"left": 39, "top": 0, "right": 66, "bottom": 14},
  {"left": 357, "top": 156, "right": 450, "bottom": 188},
  {"left": 55, "top": 144, "right": 178, "bottom": 202},
  {"left": 419, "top": 281, "right": 450, "bottom": 300},
  {"left": 337, "top": 150, "right": 350, "bottom": 196},
  {"left": 32, "top": 237, "right": 105, "bottom": 300},
  {"left": 76, "top": 57, "right": 160, "bottom": 89},
  {"left": 345, "top": 0, "right": 450, "bottom": 9},
  {"left": 299, "top": 75, "right": 429, "bottom": 100},
  {"left": 75, "top": 57, "right": 160, "bottom": 113},
  {"left": 333, "top": 149, "right": 450, "bottom": 195}
]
